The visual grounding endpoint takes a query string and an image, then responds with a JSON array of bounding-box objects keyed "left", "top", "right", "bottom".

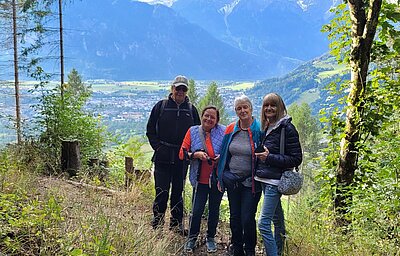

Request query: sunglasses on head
[{"left": 175, "top": 86, "right": 188, "bottom": 92}]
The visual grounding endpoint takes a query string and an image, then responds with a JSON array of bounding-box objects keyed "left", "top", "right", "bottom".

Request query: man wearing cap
[{"left": 146, "top": 75, "right": 200, "bottom": 235}]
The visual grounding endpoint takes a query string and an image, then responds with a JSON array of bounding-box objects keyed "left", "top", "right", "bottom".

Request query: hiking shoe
[
  {"left": 206, "top": 237, "right": 217, "bottom": 253},
  {"left": 226, "top": 244, "right": 245, "bottom": 256},
  {"left": 151, "top": 215, "right": 164, "bottom": 230},
  {"left": 169, "top": 224, "right": 188, "bottom": 236},
  {"left": 184, "top": 238, "right": 196, "bottom": 253}
]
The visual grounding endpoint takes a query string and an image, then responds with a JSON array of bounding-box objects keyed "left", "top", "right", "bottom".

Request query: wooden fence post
[
  {"left": 88, "top": 158, "right": 99, "bottom": 167},
  {"left": 61, "top": 140, "right": 81, "bottom": 176},
  {"left": 125, "top": 157, "right": 134, "bottom": 190}
]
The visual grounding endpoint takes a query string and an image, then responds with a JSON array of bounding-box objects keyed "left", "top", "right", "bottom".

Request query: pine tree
[
  {"left": 198, "top": 82, "right": 229, "bottom": 124},
  {"left": 65, "top": 68, "right": 90, "bottom": 98},
  {"left": 187, "top": 78, "right": 199, "bottom": 106}
]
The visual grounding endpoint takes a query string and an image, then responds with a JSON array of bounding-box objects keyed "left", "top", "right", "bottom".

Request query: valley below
[{"left": 0, "top": 80, "right": 257, "bottom": 144}]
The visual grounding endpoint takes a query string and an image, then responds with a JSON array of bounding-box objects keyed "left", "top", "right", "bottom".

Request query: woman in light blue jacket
[{"left": 217, "top": 95, "right": 262, "bottom": 256}]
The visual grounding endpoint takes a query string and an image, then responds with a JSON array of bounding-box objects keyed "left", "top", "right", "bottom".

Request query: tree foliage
[
  {"left": 187, "top": 78, "right": 199, "bottom": 106},
  {"left": 35, "top": 69, "right": 107, "bottom": 172},
  {"left": 320, "top": 0, "right": 400, "bottom": 234},
  {"left": 198, "top": 81, "right": 229, "bottom": 124},
  {"left": 288, "top": 103, "right": 320, "bottom": 157}
]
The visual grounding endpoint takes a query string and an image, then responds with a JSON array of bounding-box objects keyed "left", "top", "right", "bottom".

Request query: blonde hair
[
  {"left": 234, "top": 95, "right": 253, "bottom": 112},
  {"left": 260, "top": 93, "right": 287, "bottom": 131}
]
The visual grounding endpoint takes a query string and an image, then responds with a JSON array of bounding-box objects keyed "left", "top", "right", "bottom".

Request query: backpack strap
[
  {"left": 156, "top": 99, "right": 194, "bottom": 136},
  {"left": 155, "top": 99, "right": 168, "bottom": 136},
  {"left": 188, "top": 102, "right": 193, "bottom": 121}
]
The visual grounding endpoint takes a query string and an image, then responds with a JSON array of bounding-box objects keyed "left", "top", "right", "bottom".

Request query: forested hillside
[{"left": 246, "top": 54, "right": 350, "bottom": 115}]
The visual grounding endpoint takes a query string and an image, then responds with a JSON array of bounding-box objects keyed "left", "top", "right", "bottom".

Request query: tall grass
[
  {"left": 283, "top": 192, "right": 399, "bottom": 256},
  {"left": 1, "top": 144, "right": 399, "bottom": 255},
  {"left": 0, "top": 146, "right": 186, "bottom": 255}
]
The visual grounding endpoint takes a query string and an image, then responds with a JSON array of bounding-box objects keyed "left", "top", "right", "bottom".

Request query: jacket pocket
[
  {"left": 154, "top": 145, "right": 173, "bottom": 163},
  {"left": 256, "top": 165, "right": 282, "bottom": 179}
]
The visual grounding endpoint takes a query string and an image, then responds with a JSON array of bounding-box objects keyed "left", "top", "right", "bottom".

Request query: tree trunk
[
  {"left": 58, "top": 0, "right": 65, "bottom": 101},
  {"left": 61, "top": 140, "right": 81, "bottom": 176},
  {"left": 335, "top": 0, "right": 382, "bottom": 224},
  {"left": 12, "top": 0, "right": 21, "bottom": 144}
]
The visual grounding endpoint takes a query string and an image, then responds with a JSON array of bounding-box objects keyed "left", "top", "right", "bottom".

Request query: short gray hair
[{"left": 234, "top": 95, "right": 253, "bottom": 111}]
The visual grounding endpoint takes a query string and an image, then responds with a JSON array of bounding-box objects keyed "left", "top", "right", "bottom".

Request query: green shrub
[{"left": 33, "top": 69, "right": 108, "bottom": 174}]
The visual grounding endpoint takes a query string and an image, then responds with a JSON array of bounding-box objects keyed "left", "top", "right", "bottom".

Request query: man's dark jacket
[{"left": 146, "top": 94, "right": 200, "bottom": 164}]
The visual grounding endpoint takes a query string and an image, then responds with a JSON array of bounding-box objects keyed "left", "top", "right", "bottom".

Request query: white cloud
[{"left": 135, "top": 0, "right": 175, "bottom": 7}]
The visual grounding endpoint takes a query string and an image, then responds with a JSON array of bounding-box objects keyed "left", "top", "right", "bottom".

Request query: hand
[
  {"left": 194, "top": 151, "right": 209, "bottom": 161},
  {"left": 217, "top": 181, "right": 223, "bottom": 192},
  {"left": 255, "top": 146, "right": 269, "bottom": 162},
  {"left": 213, "top": 154, "right": 220, "bottom": 164}
]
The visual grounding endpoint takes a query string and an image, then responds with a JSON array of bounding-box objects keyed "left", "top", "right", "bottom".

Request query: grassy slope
[
  {"left": 0, "top": 170, "right": 183, "bottom": 255},
  {"left": 1, "top": 143, "right": 398, "bottom": 255}
]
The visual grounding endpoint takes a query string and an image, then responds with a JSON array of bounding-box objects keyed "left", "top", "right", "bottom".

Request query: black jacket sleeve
[
  {"left": 146, "top": 100, "right": 162, "bottom": 151},
  {"left": 265, "top": 123, "right": 303, "bottom": 169}
]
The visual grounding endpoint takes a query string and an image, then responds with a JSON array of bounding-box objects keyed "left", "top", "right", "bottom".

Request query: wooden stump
[
  {"left": 125, "top": 157, "right": 134, "bottom": 190},
  {"left": 61, "top": 140, "right": 81, "bottom": 176}
]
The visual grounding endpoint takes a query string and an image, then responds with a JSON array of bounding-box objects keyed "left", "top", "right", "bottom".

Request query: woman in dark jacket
[{"left": 254, "top": 93, "right": 302, "bottom": 256}]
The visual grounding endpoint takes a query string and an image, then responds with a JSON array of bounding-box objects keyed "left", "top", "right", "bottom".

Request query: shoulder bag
[{"left": 277, "top": 127, "right": 303, "bottom": 195}]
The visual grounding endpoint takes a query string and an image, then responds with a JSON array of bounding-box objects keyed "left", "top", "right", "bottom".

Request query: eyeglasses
[{"left": 175, "top": 86, "right": 188, "bottom": 92}]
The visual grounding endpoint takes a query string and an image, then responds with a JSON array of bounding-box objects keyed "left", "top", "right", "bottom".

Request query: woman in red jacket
[{"left": 179, "top": 105, "right": 226, "bottom": 253}]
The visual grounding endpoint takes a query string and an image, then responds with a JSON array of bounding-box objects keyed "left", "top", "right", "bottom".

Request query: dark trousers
[
  {"left": 188, "top": 183, "right": 224, "bottom": 239},
  {"left": 227, "top": 184, "right": 261, "bottom": 254},
  {"left": 152, "top": 161, "right": 187, "bottom": 227}
]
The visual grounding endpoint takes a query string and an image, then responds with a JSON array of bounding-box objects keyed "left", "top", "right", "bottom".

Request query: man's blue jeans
[
  {"left": 258, "top": 184, "right": 286, "bottom": 256},
  {"left": 188, "top": 183, "right": 224, "bottom": 239},
  {"left": 227, "top": 183, "right": 261, "bottom": 254}
]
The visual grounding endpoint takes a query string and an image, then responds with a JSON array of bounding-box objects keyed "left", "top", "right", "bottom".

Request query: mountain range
[
  {"left": 171, "top": 0, "right": 333, "bottom": 60},
  {"left": 57, "top": 0, "right": 335, "bottom": 80},
  {"left": 1, "top": 0, "right": 335, "bottom": 81}
]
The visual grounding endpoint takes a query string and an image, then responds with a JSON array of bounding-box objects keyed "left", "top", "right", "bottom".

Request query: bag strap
[
  {"left": 198, "top": 127, "right": 219, "bottom": 179},
  {"left": 280, "top": 127, "right": 285, "bottom": 155},
  {"left": 198, "top": 127, "right": 210, "bottom": 155},
  {"left": 280, "top": 126, "right": 300, "bottom": 172}
]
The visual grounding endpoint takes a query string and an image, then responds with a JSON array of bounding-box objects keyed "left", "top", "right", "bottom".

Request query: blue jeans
[
  {"left": 188, "top": 183, "right": 224, "bottom": 239},
  {"left": 227, "top": 183, "right": 261, "bottom": 254},
  {"left": 258, "top": 184, "right": 286, "bottom": 256}
]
